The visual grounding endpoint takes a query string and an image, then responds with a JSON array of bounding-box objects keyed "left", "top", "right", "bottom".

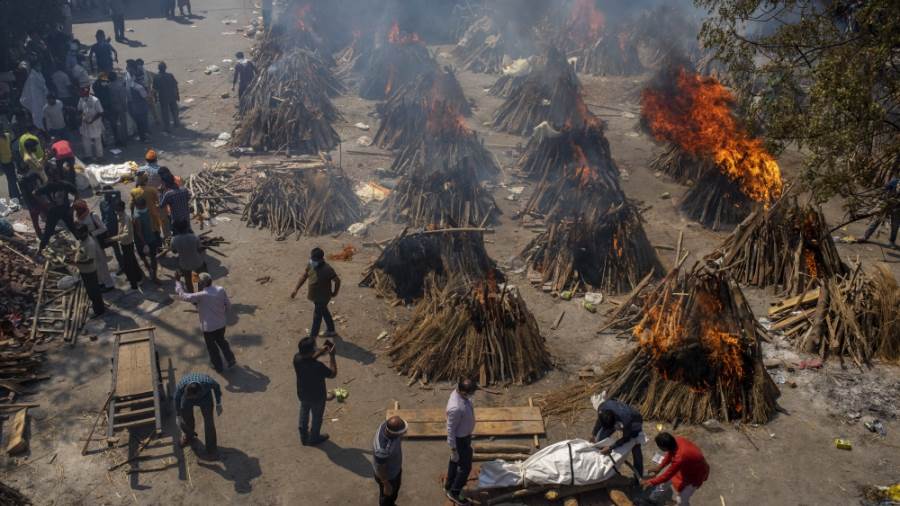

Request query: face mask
[{"left": 309, "top": 259, "right": 320, "bottom": 268}]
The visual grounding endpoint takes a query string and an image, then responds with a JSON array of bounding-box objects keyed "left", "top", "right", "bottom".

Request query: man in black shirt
[
  {"left": 293, "top": 337, "right": 336, "bottom": 446},
  {"left": 37, "top": 168, "right": 79, "bottom": 253},
  {"left": 591, "top": 399, "right": 645, "bottom": 477}
]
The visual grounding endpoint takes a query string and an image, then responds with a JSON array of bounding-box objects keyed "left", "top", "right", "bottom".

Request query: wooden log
[
  {"left": 472, "top": 442, "right": 534, "bottom": 453},
  {"left": 6, "top": 408, "right": 28, "bottom": 454},
  {"left": 473, "top": 452, "right": 531, "bottom": 462}
]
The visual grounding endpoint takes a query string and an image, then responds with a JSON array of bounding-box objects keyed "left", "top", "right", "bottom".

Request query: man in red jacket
[{"left": 642, "top": 432, "right": 709, "bottom": 505}]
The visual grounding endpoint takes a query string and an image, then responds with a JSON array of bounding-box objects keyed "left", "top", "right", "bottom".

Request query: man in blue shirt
[
  {"left": 591, "top": 399, "right": 645, "bottom": 477},
  {"left": 373, "top": 416, "right": 407, "bottom": 506},
  {"left": 174, "top": 372, "right": 223, "bottom": 456}
]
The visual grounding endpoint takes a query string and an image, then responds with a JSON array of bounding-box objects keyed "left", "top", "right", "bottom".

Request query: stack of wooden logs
[
  {"left": 708, "top": 195, "right": 847, "bottom": 295},
  {"left": 452, "top": 16, "right": 505, "bottom": 74},
  {"left": 768, "top": 262, "right": 900, "bottom": 366},
  {"left": 568, "top": 31, "right": 644, "bottom": 76},
  {"left": 359, "top": 34, "right": 437, "bottom": 100},
  {"left": 488, "top": 69, "right": 530, "bottom": 98},
  {"left": 360, "top": 227, "right": 502, "bottom": 303},
  {"left": 242, "top": 164, "right": 362, "bottom": 238},
  {"left": 233, "top": 48, "right": 344, "bottom": 154},
  {"left": 390, "top": 275, "right": 551, "bottom": 386},
  {"left": 0, "top": 481, "right": 31, "bottom": 504},
  {"left": 389, "top": 128, "right": 499, "bottom": 180},
  {"left": 543, "top": 264, "right": 780, "bottom": 424},
  {"left": 649, "top": 143, "right": 714, "bottom": 185},
  {"left": 680, "top": 169, "right": 754, "bottom": 231},
  {"left": 187, "top": 164, "right": 255, "bottom": 223},
  {"left": 0, "top": 239, "right": 42, "bottom": 328},
  {"left": 373, "top": 67, "right": 472, "bottom": 150},
  {"left": 515, "top": 123, "right": 617, "bottom": 181}
]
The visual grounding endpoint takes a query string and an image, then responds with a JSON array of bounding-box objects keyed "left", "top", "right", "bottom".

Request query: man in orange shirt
[
  {"left": 642, "top": 432, "right": 709, "bottom": 505},
  {"left": 130, "top": 172, "right": 164, "bottom": 233}
]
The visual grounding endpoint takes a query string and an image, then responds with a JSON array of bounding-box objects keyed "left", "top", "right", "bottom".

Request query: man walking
[
  {"left": 88, "top": 30, "right": 117, "bottom": 75},
  {"left": 861, "top": 177, "right": 900, "bottom": 249},
  {"left": 171, "top": 220, "right": 206, "bottom": 292},
  {"left": 72, "top": 226, "right": 106, "bottom": 317},
  {"left": 373, "top": 416, "right": 408, "bottom": 506},
  {"left": 591, "top": 398, "right": 645, "bottom": 477},
  {"left": 109, "top": 0, "right": 126, "bottom": 42},
  {"left": 445, "top": 379, "right": 477, "bottom": 505},
  {"left": 77, "top": 87, "right": 104, "bottom": 161},
  {"left": 36, "top": 169, "right": 78, "bottom": 253},
  {"left": 159, "top": 170, "right": 191, "bottom": 232},
  {"left": 174, "top": 272, "right": 236, "bottom": 373},
  {"left": 290, "top": 248, "right": 340, "bottom": 338},
  {"left": 132, "top": 196, "right": 161, "bottom": 283},
  {"left": 110, "top": 201, "right": 144, "bottom": 290},
  {"left": 174, "top": 372, "right": 223, "bottom": 456},
  {"left": 153, "top": 62, "right": 180, "bottom": 131},
  {"left": 293, "top": 337, "right": 336, "bottom": 446},
  {"left": 232, "top": 52, "right": 256, "bottom": 99},
  {"left": 642, "top": 432, "right": 710, "bottom": 506}
]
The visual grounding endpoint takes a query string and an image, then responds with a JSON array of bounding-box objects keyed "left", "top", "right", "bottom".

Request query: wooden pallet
[
  {"left": 107, "top": 327, "right": 165, "bottom": 443},
  {"left": 386, "top": 401, "right": 545, "bottom": 440}
]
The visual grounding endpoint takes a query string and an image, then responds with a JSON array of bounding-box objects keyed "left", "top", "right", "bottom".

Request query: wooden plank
[
  {"left": 6, "top": 409, "right": 28, "bottom": 454},
  {"left": 112, "top": 394, "right": 155, "bottom": 408},
  {"left": 113, "top": 326, "right": 159, "bottom": 336},
  {"left": 113, "top": 418, "right": 156, "bottom": 430},
  {"left": 115, "top": 407, "right": 156, "bottom": 418},
  {"left": 386, "top": 407, "right": 543, "bottom": 423},
  {"left": 770, "top": 308, "right": 815, "bottom": 331},
  {"left": 115, "top": 338, "right": 154, "bottom": 398},
  {"left": 398, "top": 420, "right": 545, "bottom": 438},
  {"left": 768, "top": 288, "right": 820, "bottom": 316}
]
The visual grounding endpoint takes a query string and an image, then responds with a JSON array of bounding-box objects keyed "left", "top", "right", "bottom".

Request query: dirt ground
[{"left": 2, "top": 1, "right": 899, "bottom": 505}]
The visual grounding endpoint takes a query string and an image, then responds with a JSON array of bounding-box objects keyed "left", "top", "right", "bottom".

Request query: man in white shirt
[
  {"left": 77, "top": 88, "right": 104, "bottom": 161},
  {"left": 43, "top": 94, "right": 67, "bottom": 140},
  {"left": 173, "top": 272, "right": 236, "bottom": 372}
]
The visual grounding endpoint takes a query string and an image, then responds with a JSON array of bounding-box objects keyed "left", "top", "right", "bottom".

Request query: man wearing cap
[
  {"left": 77, "top": 87, "right": 104, "bottom": 161},
  {"left": 138, "top": 150, "right": 162, "bottom": 189},
  {"left": 173, "top": 271, "right": 236, "bottom": 373},
  {"left": 174, "top": 372, "right": 223, "bottom": 456},
  {"left": 445, "top": 378, "right": 477, "bottom": 505},
  {"left": 50, "top": 138, "right": 76, "bottom": 183},
  {"left": 293, "top": 337, "right": 337, "bottom": 446},
  {"left": 290, "top": 247, "right": 341, "bottom": 338},
  {"left": 373, "top": 416, "right": 407, "bottom": 506}
]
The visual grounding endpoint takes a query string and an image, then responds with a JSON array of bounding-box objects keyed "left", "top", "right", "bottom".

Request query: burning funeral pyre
[
  {"left": 242, "top": 164, "right": 362, "bottom": 238},
  {"left": 389, "top": 274, "right": 550, "bottom": 386},
  {"left": 359, "top": 22, "right": 437, "bottom": 100},
  {"left": 372, "top": 66, "right": 472, "bottom": 150},
  {"left": 452, "top": 15, "right": 505, "bottom": 74},
  {"left": 641, "top": 61, "right": 784, "bottom": 230},
  {"left": 492, "top": 47, "right": 583, "bottom": 136},
  {"left": 360, "top": 228, "right": 502, "bottom": 303},
  {"left": 768, "top": 262, "right": 900, "bottom": 366},
  {"left": 562, "top": 0, "right": 643, "bottom": 76},
  {"left": 233, "top": 48, "right": 344, "bottom": 154},
  {"left": 708, "top": 194, "right": 847, "bottom": 295},
  {"left": 542, "top": 264, "right": 780, "bottom": 424}
]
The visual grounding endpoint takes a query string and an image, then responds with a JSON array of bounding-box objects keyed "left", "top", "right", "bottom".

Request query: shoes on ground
[
  {"left": 445, "top": 491, "right": 471, "bottom": 505},
  {"left": 305, "top": 434, "right": 329, "bottom": 446}
]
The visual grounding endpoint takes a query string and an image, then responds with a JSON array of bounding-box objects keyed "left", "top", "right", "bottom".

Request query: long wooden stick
[{"left": 81, "top": 393, "right": 113, "bottom": 456}]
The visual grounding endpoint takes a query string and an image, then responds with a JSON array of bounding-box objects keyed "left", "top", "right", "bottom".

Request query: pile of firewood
[
  {"left": 373, "top": 67, "right": 472, "bottom": 150},
  {"left": 515, "top": 122, "right": 616, "bottom": 181},
  {"left": 389, "top": 127, "right": 499, "bottom": 180},
  {"left": 0, "top": 481, "right": 31, "bottom": 505},
  {"left": 359, "top": 31, "right": 437, "bottom": 100},
  {"left": 390, "top": 275, "right": 551, "bottom": 385},
  {"left": 769, "top": 262, "right": 900, "bottom": 366},
  {"left": 569, "top": 32, "right": 644, "bottom": 76},
  {"left": 542, "top": 264, "right": 780, "bottom": 424},
  {"left": 521, "top": 157, "right": 621, "bottom": 219},
  {"left": 488, "top": 64, "right": 531, "bottom": 98},
  {"left": 233, "top": 48, "right": 344, "bottom": 154},
  {"left": 680, "top": 170, "right": 755, "bottom": 231},
  {"left": 0, "top": 239, "right": 41, "bottom": 327},
  {"left": 382, "top": 160, "right": 498, "bottom": 228},
  {"left": 708, "top": 195, "right": 846, "bottom": 294},
  {"left": 187, "top": 165, "right": 255, "bottom": 223},
  {"left": 492, "top": 47, "right": 584, "bottom": 136},
  {"left": 360, "top": 228, "right": 501, "bottom": 303},
  {"left": 521, "top": 203, "right": 662, "bottom": 295},
  {"left": 649, "top": 144, "right": 714, "bottom": 185},
  {"left": 242, "top": 166, "right": 362, "bottom": 238},
  {"left": 452, "top": 16, "right": 504, "bottom": 74}
]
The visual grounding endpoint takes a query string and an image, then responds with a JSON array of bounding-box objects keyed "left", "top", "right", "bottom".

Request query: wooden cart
[{"left": 106, "top": 327, "right": 165, "bottom": 444}]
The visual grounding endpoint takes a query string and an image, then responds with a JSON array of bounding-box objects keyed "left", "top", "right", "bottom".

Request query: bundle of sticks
[
  {"left": 360, "top": 227, "right": 501, "bottom": 302},
  {"left": 373, "top": 67, "right": 472, "bottom": 150},
  {"left": 390, "top": 275, "right": 551, "bottom": 385},
  {"left": 242, "top": 166, "right": 362, "bottom": 238},
  {"left": 649, "top": 143, "right": 714, "bottom": 185},
  {"left": 569, "top": 32, "right": 644, "bottom": 76},
  {"left": 0, "top": 481, "right": 31, "bottom": 505},
  {"left": 234, "top": 48, "right": 343, "bottom": 154},
  {"left": 520, "top": 202, "right": 662, "bottom": 295},
  {"left": 521, "top": 157, "right": 621, "bottom": 219},
  {"left": 382, "top": 160, "right": 499, "bottom": 228},
  {"left": 708, "top": 195, "right": 847, "bottom": 294},
  {"left": 0, "top": 238, "right": 42, "bottom": 327},
  {"left": 542, "top": 264, "right": 780, "bottom": 424},
  {"left": 389, "top": 127, "right": 499, "bottom": 180},
  {"left": 187, "top": 165, "right": 254, "bottom": 223},
  {"left": 515, "top": 122, "right": 616, "bottom": 181},
  {"left": 492, "top": 47, "right": 584, "bottom": 136},
  {"left": 334, "top": 31, "right": 372, "bottom": 79},
  {"left": 253, "top": 23, "right": 333, "bottom": 71},
  {"left": 452, "top": 16, "right": 505, "bottom": 74},
  {"left": 680, "top": 170, "right": 755, "bottom": 231},
  {"left": 488, "top": 67, "right": 531, "bottom": 98},
  {"left": 768, "top": 262, "right": 900, "bottom": 366},
  {"left": 359, "top": 36, "right": 437, "bottom": 100}
]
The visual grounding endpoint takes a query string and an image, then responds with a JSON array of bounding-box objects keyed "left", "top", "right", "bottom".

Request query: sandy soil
[{"left": 2, "top": 1, "right": 899, "bottom": 505}]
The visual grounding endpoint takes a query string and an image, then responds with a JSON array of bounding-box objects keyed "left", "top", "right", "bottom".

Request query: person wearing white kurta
[
  {"left": 20, "top": 66, "right": 49, "bottom": 128},
  {"left": 78, "top": 91, "right": 105, "bottom": 160}
]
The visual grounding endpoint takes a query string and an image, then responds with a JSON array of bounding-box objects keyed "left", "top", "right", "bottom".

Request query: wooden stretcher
[
  {"left": 106, "top": 327, "right": 165, "bottom": 444},
  {"left": 386, "top": 399, "right": 545, "bottom": 444}
]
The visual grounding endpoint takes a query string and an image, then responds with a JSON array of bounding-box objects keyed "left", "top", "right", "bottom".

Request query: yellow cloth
[
  {"left": 18, "top": 133, "right": 45, "bottom": 160},
  {"left": 130, "top": 186, "right": 164, "bottom": 232},
  {"left": 0, "top": 132, "right": 12, "bottom": 164}
]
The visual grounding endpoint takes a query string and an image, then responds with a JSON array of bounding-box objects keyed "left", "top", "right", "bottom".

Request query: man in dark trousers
[
  {"left": 290, "top": 247, "right": 340, "bottom": 338},
  {"left": 174, "top": 372, "right": 223, "bottom": 456},
  {"left": 36, "top": 168, "right": 79, "bottom": 253},
  {"left": 445, "top": 379, "right": 477, "bottom": 505},
  {"left": 642, "top": 432, "right": 710, "bottom": 506},
  {"left": 373, "top": 415, "right": 408, "bottom": 506},
  {"left": 232, "top": 52, "right": 256, "bottom": 99},
  {"left": 173, "top": 271, "right": 235, "bottom": 373},
  {"left": 591, "top": 398, "right": 645, "bottom": 477},
  {"left": 153, "top": 62, "right": 180, "bottom": 132},
  {"left": 293, "top": 337, "right": 336, "bottom": 446},
  {"left": 861, "top": 177, "right": 900, "bottom": 249},
  {"left": 72, "top": 226, "right": 106, "bottom": 317}
]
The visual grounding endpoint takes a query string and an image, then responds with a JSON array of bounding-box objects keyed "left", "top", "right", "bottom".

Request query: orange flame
[
  {"left": 425, "top": 75, "right": 471, "bottom": 136},
  {"left": 388, "top": 21, "right": 421, "bottom": 45},
  {"left": 571, "top": 144, "right": 598, "bottom": 186},
  {"left": 641, "top": 67, "right": 783, "bottom": 204},
  {"left": 295, "top": 4, "right": 311, "bottom": 31},
  {"left": 569, "top": 0, "right": 605, "bottom": 45},
  {"left": 803, "top": 249, "right": 818, "bottom": 278}
]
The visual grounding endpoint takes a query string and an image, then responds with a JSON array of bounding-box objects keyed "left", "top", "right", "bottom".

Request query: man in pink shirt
[{"left": 173, "top": 271, "right": 236, "bottom": 373}]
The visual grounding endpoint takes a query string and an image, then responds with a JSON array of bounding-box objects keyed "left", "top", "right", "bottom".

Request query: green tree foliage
[{"left": 696, "top": 0, "right": 900, "bottom": 213}]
